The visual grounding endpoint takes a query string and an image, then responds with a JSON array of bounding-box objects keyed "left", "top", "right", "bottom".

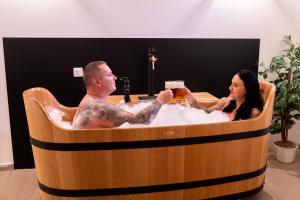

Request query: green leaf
[
  {"left": 258, "top": 71, "right": 264, "bottom": 76},
  {"left": 263, "top": 35, "right": 300, "bottom": 139},
  {"left": 263, "top": 73, "right": 268, "bottom": 79}
]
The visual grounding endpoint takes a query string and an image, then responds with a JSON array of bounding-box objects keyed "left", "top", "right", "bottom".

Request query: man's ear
[{"left": 92, "top": 77, "right": 101, "bottom": 87}]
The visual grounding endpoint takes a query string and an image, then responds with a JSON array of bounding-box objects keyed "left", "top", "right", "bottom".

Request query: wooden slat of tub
[
  {"left": 33, "top": 134, "right": 268, "bottom": 189},
  {"left": 183, "top": 134, "right": 269, "bottom": 181},
  {"left": 182, "top": 174, "right": 265, "bottom": 200},
  {"left": 33, "top": 145, "right": 185, "bottom": 189},
  {"left": 46, "top": 117, "right": 269, "bottom": 143},
  {"left": 38, "top": 175, "right": 264, "bottom": 200}
]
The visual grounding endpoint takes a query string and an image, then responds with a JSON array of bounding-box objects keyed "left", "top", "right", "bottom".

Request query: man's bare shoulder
[
  {"left": 73, "top": 99, "right": 117, "bottom": 128},
  {"left": 82, "top": 99, "right": 114, "bottom": 111}
]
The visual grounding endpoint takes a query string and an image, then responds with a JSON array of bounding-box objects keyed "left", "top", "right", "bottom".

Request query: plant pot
[{"left": 273, "top": 141, "right": 299, "bottom": 163}]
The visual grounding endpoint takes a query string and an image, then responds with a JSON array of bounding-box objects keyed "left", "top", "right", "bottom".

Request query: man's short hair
[{"left": 83, "top": 61, "right": 106, "bottom": 88}]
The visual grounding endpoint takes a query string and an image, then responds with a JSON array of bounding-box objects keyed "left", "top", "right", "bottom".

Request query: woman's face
[{"left": 229, "top": 74, "right": 246, "bottom": 100}]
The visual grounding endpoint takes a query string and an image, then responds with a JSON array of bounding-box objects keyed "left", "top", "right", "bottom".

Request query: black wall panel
[{"left": 3, "top": 38, "right": 259, "bottom": 168}]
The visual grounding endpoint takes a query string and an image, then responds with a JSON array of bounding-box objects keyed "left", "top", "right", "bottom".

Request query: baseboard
[{"left": 0, "top": 163, "right": 14, "bottom": 171}]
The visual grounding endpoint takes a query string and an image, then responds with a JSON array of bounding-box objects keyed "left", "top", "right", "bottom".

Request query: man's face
[
  {"left": 97, "top": 64, "right": 117, "bottom": 94},
  {"left": 229, "top": 74, "right": 246, "bottom": 100}
]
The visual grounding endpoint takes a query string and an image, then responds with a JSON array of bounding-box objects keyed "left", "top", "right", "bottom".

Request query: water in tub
[{"left": 118, "top": 101, "right": 230, "bottom": 128}]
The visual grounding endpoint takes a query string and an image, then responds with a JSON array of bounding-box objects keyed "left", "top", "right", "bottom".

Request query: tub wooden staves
[{"left": 23, "top": 81, "right": 275, "bottom": 200}]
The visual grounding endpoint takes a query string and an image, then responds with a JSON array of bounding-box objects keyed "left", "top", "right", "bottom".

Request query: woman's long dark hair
[{"left": 223, "top": 69, "right": 264, "bottom": 120}]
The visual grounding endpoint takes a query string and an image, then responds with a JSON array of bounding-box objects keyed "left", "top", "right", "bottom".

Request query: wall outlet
[{"left": 73, "top": 67, "right": 83, "bottom": 77}]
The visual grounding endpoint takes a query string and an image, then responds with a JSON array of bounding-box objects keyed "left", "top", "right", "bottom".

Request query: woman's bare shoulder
[{"left": 250, "top": 108, "right": 261, "bottom": 118}]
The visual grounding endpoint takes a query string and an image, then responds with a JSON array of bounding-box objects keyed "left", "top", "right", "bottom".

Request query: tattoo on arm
[
  {"left": 77, "top": 100, "right": 162, "bottom": 127},
  {"left": 127, "top": 100, "right": 162, "bottom": 125},
  {"left": 190, "top": 99, "right": 211, "bottom": 113},
  {"left": 207, "top": 100, "right": 225, "bottom": 112},
  {"left": 190, "top": 99, "right": 203, "bottom": 109},
  {"left": 190, "top": 98, "right": 227, "bottom": 113}
]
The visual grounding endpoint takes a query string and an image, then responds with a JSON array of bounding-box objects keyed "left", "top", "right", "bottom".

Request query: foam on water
[
  {"left": 46, "top": 102, "right": 230, "bottom": 129},
  {"left": 45, "top": 106, "right": 73, "bottom": 129},
  {"left": 119, "top": 102, "right": 230, "bottom": 128}
]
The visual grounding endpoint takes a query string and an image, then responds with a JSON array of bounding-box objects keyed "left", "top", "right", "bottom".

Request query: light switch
[{"left": 73, "top": 67, "right": 83, "bottom": 77}]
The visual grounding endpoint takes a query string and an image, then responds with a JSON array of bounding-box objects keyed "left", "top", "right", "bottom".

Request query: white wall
[{"left": 1, "top": 0, "right": 300, "bottom": 166}]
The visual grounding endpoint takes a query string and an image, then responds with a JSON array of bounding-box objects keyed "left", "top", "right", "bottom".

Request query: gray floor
[{"left": 244, "top": 151, "right": 300, "bottom": 200}]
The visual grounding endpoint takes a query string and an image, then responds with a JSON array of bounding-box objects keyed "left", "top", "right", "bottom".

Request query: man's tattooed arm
[{"left": 79, "top": 100, "right": 162, "bottom": 127}]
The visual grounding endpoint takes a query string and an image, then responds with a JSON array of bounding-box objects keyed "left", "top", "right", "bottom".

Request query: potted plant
[{"left": 259, "top": 35, "right": 300, "bottom": 163}]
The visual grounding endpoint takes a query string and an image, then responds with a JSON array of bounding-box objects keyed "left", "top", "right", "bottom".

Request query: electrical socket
[{"left": 73, "top": 67, "right": 83, "bottom": 77}]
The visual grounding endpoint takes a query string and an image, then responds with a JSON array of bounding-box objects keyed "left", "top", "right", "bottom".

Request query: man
[{"left": 72, "top": 61, "right": 173, "bottom": 129}]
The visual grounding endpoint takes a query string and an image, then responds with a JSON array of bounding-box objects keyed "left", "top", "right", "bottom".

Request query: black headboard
[{"left": 3, "top": 38, "right": 260, "bottom": 168}]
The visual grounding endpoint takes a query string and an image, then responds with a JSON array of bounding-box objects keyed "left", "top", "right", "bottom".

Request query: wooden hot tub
[{"left": 23, "top": 81, "right": 275, "bottom": 200}]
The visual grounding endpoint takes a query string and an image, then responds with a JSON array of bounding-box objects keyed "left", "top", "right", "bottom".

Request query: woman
[{"left": 185, "top": 69, "right": 264, "bottom": 120}]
